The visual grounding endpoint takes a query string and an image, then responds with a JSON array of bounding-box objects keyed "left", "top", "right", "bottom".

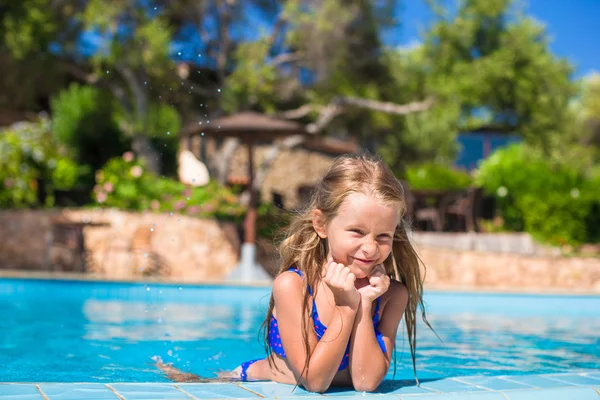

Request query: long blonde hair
[{"left": 262, "top": 154, "right": 431, "bottom": 380}]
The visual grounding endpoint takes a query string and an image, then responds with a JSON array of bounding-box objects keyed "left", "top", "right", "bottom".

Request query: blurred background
[{"left": 0, "top": 0, "right": 599, "bottom": 285}]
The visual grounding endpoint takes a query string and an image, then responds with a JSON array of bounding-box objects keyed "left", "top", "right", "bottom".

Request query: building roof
[{"left": 180, "top": 111, "right": 307, "bottom": 140}]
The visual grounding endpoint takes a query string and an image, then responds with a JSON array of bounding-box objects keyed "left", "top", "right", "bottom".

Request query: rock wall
[
  {"left": 1, "top": 209, "right": 599, "bottom": 292},
  {"left": 0, "top": 209, "right": 240, "bottom": 281},
  {"left": 417, "top": 246, "right": 600, "bottom": 293}
]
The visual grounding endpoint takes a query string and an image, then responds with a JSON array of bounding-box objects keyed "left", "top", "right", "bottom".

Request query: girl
[{"left": 156, "top": 154, "right": 430, "bottom": 392}]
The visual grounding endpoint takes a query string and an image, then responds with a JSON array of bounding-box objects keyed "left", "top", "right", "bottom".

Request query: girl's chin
[{"left": 349, "top": 267, "right": 370, "bottom": 279}]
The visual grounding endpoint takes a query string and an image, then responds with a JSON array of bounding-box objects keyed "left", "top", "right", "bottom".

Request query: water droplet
[
  {"left": 146, "top": 286, "right": 151, "bottom": 291},
  {"left": 154, "top": 6, "right": 157, "bottom": 10},
  {"left": 150, "top": 228, "right": 154, "bottom": 231},
  {"left": 157, "top": 317, "right": 163, "bottom": 324},
  {"left": 144, "top": 81, "right": 147, "bottom": 85},
  {"left": 186, "top": 197, "right": 190, "bottom": 200},
  {"left": 217, "top": 88, "right": 221, "bottom": 92},
  {"left": 159, "top": 290, "right": 163, "bottom": 294},
  {"left": 177, "top": 51, "right": 181, "bottom": 56},
  {"left": 201, "top": 132, "right": 204, "bottom": 136},
  {"left": 106, "top": 70, "right": 110, "bottom": 74},
  {"left": 169, "top": 212, "right": 173, "bottom": 216},
  {"left": 179, "top": 287, "right": 182, "bottom": 291},
  {"left": 167, "top": 131, "right": 171, "bottom": 135},
  {"left": 198, "top": 53, "right": 201, "bottom": 57},
  {"left": 167, "top": 349, "right": 173, "bottom": 356}
]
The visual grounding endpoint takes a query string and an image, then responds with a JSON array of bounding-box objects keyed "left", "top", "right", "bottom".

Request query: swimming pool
[{"left": 1, "top": 278, "right": 599, "bottom": 383}]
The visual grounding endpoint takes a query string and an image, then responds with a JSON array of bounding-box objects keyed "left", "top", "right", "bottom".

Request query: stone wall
[
  {"left": 1, "top": 209, "right": 599, "bottom": 292},
  {"left": 417, "top": 246, "right": 600, "bottom": 293},
  {"left": 0, "top": 209, "right": 240, "bottom": 281}
]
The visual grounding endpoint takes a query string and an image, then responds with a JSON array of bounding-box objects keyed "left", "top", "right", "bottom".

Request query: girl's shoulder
[
  {"left": 383, "top": 279, "right": 409, "bottom": 305},
  {"left": 272, "top": 268, "right": 305, "bottom": 294}
]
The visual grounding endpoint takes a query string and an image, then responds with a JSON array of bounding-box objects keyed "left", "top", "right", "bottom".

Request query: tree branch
[
  {"left": 280, "top": 96, "right": 434, "bottom": 132},
  {"left": 278, "top": 103, "right": 318, "bottom": 119},
  {"left": 269, "top": 51, "right": 305, "bottom": 67}
]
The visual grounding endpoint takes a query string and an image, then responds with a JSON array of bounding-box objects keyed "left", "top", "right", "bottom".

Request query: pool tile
[
  {"left": 324, "top": 380, "right": 436, "bottom": 396},
  {"left": 397, "top": 393, "right": 506, "bottom": 400},
  {"left": 498, "top": 375, "right": 575, "bottom": 389},
  {"left": 455, "top": 377, "right": 533, "bottom": 391},
  {"left": 543, "top": 373, "right": 600, "bottom": 386},
  {"left": 39, "top": 383, "right": 119, "bottom": 399},
  {"left": 316, "top": 396, "right": 399, "bottom": 400},
  {"left": 177, "top": 383, "right": 262, "bottom": 398},
  {"left": 0, "top": 384, "right": 44, "bottom": 399},
  {"left": 586, "top": 372, "right": 600, "bottom": 380},
  {"left": 109, "top": 383, "right": 190, "bottom": 399},
  {"left": 419, "top": 379, "right": 487, "bottom": 393},
  {"left": 239, "top": 382, "right": 323, "bottom": 397},
  {"left": 501, "top": 386, "right": 600, "bottom": 400}
]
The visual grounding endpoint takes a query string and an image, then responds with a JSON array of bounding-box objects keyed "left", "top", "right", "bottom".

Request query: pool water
[{"left": 1, "top": 278, "right": 599, "bottom": 382}]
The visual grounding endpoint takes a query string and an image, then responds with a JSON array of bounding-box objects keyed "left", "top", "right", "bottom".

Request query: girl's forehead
[{"left": 337, "top": 192, "right": 400, "bottom": 222}]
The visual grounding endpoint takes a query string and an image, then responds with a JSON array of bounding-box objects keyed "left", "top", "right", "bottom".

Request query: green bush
[
  {"left": 93, "top": 154, "right": 246, "bottom": 221},
  {"left": 475, "top": 143, "right": 599, "bottom": 245},
  {"left": 0, "top": 117, "right": 80, "bottom": 208},
  {"left": 405, "top": 163, "right": 472, "bottom": 191},
  {"left": 51, "top": 83, "right": 128, "bottom": 179}
]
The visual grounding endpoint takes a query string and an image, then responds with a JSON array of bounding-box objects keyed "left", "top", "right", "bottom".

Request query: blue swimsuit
[{"left": 239, "top": 268, "right": 387, "bottom": 381}]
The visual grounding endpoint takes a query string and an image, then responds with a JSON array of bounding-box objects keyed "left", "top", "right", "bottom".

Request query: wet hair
[{"left": 261, "top": 153, "right": 432, "bottom": 383}]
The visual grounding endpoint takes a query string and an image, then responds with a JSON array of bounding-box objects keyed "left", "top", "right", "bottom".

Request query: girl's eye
[
  {"left": 378, "top": 235, "right": 392, "bottom": 240},
  {"left": 350, "top": 229, "right": 363, "bottom": 234}
]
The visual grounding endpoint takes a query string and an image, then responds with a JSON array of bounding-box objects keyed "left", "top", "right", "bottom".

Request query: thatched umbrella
[{"left": 180, "top": 112, "right": 307, "bottom": 281}]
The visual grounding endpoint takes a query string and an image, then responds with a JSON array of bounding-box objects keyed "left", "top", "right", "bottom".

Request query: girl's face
[{"left": 313, "top": 193, "right": 399, "bottom": 279}]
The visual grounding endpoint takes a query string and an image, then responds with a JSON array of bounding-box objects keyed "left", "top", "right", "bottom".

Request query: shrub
[
  {"left": 405, "top": 162, "right": 472, "bottom": 191},
  {"left": 475, "top": 143, "right": 598, "bottom": 245},
  {"left": 0, "top": 117, "right": 80, "bottom": 208},
  {"left": 51, "top": 84, "right": 128, "bottom": 178},
  {"left": 93, "top": 154, "right": 246, "bottom": 221}
]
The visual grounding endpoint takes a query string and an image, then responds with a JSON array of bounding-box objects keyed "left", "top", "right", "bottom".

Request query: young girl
[{"left": 156, "top": 154, "right": 430, "bottom": 392}]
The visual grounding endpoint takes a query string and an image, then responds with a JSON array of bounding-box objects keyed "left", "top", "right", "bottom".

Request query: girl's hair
[{"left": 261, "top": 153, "right": 432, "bottom": 381}]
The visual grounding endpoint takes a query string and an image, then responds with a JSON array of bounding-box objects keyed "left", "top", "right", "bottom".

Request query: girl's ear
[{"left": 312, "top": 209, "right": 328, "bottom": 238}]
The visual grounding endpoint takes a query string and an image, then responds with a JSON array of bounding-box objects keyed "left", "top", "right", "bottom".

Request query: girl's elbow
[
  {"left": 353, "top": 381, "right": 380, "bottom": 393},
  {"left": 302, "top": 377, "right": 331, "bottom": 393},
  {"left": 352, "top": 374, "right": 384, "bottom": 392},
  {"left": 304, "top": 381, "right": 330, "bottom": 393}
]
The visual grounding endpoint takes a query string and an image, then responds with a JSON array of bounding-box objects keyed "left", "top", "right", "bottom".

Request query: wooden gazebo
[{"left": 180, "top": 112, "right": 308, "bottom": 281}]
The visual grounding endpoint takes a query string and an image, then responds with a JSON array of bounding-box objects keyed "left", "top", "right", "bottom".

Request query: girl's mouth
[{"left": 353, "top": 257, "right": 376, "bottom": 265}]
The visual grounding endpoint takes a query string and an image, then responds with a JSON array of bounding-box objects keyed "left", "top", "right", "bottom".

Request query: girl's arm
[
  {"left": 273, "top": 271, "right": 358, "bottom": 393},
  {"left": 348, "top": 281, "right": 408, "bottom": 392}
]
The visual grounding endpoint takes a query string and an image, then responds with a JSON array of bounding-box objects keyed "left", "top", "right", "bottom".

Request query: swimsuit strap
[{"left": 287, "top": 267, "right": 313, "bottom": 296}]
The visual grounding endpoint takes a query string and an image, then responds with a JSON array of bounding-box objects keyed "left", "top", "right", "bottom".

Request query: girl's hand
[
  {"left": 357, "top": 264, "right": 390, "bottom": 304},
  {"left": 322, "top": 256, "right": 360, "bottom": 309}
]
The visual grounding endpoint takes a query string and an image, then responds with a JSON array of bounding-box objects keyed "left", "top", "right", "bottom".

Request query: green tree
[{"left": 51, "top": 84, "right": 129, "bottom": 182}]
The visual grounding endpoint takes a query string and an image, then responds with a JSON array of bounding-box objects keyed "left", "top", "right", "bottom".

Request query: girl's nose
[{"left": 361, "top": 239, "right": 379, "bottom": 257}]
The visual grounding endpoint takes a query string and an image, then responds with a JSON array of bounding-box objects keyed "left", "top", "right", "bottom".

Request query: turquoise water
[{"left": 1, "top": 278, "right": 599, "bottom": 382}]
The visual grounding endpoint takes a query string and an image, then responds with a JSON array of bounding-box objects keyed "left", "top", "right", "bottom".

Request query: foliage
[
  {"left": 51, "top": 83, "right": 128, "bottom": 178},
  {"left": 93, "top": 154, "right": 246, "bottom": 221},
  {"left": 405, "top": 163, "right": 472, "bottom": 191},
  {"left": 475, "top": 143, "right": 599, "bottom": 245},
  {"left": 423, "top": 0, "right": 575, "bottom": 153},
  {"left": 0, "top": 118, "right": 80, "bottom": 208}
]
